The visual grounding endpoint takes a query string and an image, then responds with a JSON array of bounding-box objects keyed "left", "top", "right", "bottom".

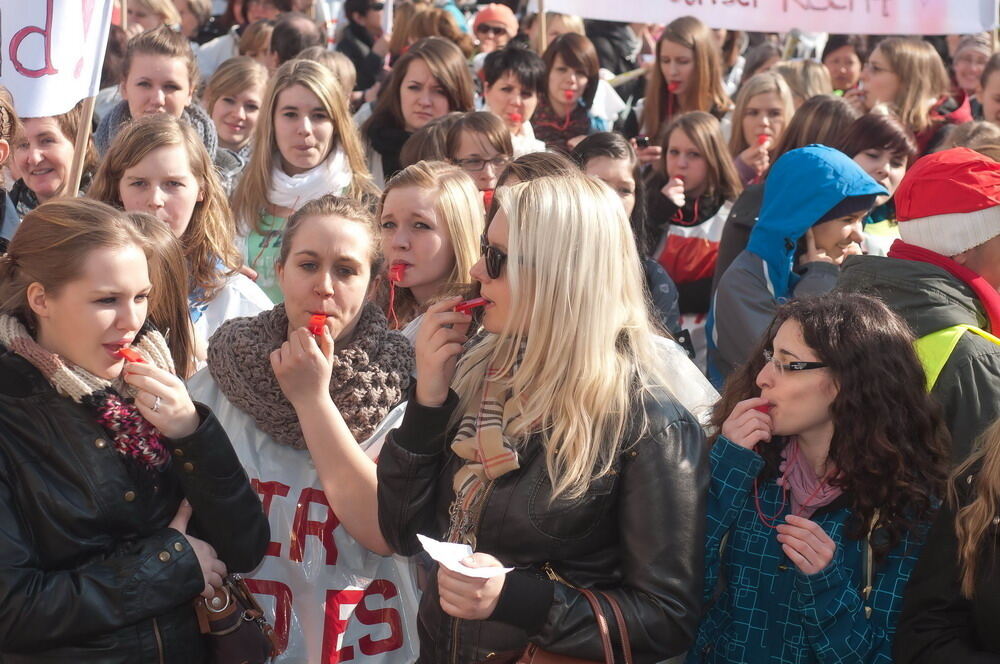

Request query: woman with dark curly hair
[{"left": 688, "top": 292, "right": 949, "bottom": 664}]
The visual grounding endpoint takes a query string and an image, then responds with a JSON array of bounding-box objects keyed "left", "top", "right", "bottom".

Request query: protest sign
[
  {"left": 1, "top": 0, "right": 115, "bottom": 118},
  {"left": 530, "top": 0, "right": 998, "bottom": 36}
]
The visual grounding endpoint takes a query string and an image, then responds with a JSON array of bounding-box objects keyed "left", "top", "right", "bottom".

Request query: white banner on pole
[
  {"left": 529, "top": 0, "right": 999, "bottom": 36},
  {"left": 1, "top": 0, "right": 116, "bottom": 118}
]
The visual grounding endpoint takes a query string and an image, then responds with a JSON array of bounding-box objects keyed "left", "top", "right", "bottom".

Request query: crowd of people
[{"left": 1, "top": 1, "right": 1000, "bottom": 663}]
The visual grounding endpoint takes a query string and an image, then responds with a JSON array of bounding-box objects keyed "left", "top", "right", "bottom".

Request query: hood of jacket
[
  {"left": 747, "top": 144, "right": 886, "bottom": 300},
  {"left": 838, "top": 254, "right": 988, "bottom": 337}
]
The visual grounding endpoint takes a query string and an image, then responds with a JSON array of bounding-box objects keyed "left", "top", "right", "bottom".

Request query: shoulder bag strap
[
  {"left": 861, "top": 509, "right": 879, "bottom": 620},
  {"left": 578, "top": 587, "right": 615, "bottom": 662},
  {"left": 598, "top": 592, "right": 634, "bottom": 664}
]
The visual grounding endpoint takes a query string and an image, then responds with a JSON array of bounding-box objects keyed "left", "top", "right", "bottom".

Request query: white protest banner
[
  {"left": 529, "top": 0, "right": 999, "bottom": 36},
  {"left": 1, "top": 0, "right": 116, "bottom": 118}
]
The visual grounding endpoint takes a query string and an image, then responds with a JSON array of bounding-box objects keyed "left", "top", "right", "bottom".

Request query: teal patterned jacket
[{"left": 687, "top": 436, "right": 932, "bottom": 664}]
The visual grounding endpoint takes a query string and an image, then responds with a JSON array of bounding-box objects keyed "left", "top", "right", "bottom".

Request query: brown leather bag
[
  {"left": 516, "top": 588, "right": 633, "bottom": 664},
  {"left": 194, "top": 574, "right": 279, "bottom": 664}
]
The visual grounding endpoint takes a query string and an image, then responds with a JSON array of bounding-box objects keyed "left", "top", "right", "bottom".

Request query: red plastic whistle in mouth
[
  {"left": 675, "top": 174, "right": 686, "bottom": 182},
  {"left": 388, "top": 263, "right": 406, "bottom": 282},
  {"left": 668, "top": 81, "right": 680, "bottom": 93},
  {"left": 454, "top": 297, "right": 489, "bottom": 314},
  {"left": 308, "top": 314, "right": 327, "bottom": 336},
  {"left": 508, "top": 112, "right": 523, "bottom": 124},
  {"left": 757, "top": 134, "right": 770, "bottom": 145},
  {"left": 117, "top": 347, "right": 145, "bottom": 363},
  {"left": 753, "top": 404, "right": 772, "bottom": 414},
  {"left": 563, "top": 89, "right": 575, "bottom": 101},
  {"left": 483, "top": 189, "right": 495, "bottom": 210}
]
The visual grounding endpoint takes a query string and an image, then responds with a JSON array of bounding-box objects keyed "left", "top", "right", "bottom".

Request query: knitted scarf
[
  {"left": 95, "top": 100, "right": 219, "bottom": 157},
  {"left": 446, "top": 338, "right": 529, "bottom": 545},
  {"left": 207, "top": 303, "right": 414, "bottom": 448},
  {"left": 776, "top": 438, "right": 843, "bottom": 518},
  {"left": 0, "top": 315, "right": 174, "bottom": 471}
]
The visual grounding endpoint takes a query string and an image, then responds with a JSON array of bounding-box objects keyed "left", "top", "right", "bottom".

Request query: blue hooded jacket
[{"left": 746, "top": 144, "right": 886, "bottom": 301}]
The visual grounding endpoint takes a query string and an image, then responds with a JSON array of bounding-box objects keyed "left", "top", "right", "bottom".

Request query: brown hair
[
  {"left": 832, "top": 109, "right": 917, "bottom": 162},
  {"left": 712, "top": 293, "right": 949, "bottom": 560},
  {"left": 954, "top": 419, "right": 1000, "bottom": 597},
  {"left": 124, "top": 212, "right": 196, "bottom": 377},
  {"left": 201, "top": 56, "right": 269, "bottom": 123},
  {"left": 407, "top": 7, "right": 474, "bottom": 59},
  {"left": 0, "top": 199, "right": 150, "bottom": 332},
  {"left": 122, "top": 25, "right": 200, "bottom": 91},
  {"left": 541, "top": 33, "right": 600, "bottom": 109},
  {"left": 875, "top": 38, "right": 951, "bottom": 133},
  {"left": 363, "top": 37, "right": 475, "bottom": 136},
  {"left": 400, "top": 112, "right": 465, "bottom": 168},
  {"left": 239, "top": 19, "right": 276, "bottom": 57},
  {"left": 774, "top": 59, "right": 833, "bottom": 106},
  {"left": 496, "top": 150, "right": 576, "bottom": 188},
  {"left": 445, "top": 111, "right": 514, "bottom": 161},
  {"left": 278, "top": 194, "right": 382, "bottom": 276},
  {"left": 298, "top": 46, "right": 357, "bottom": 93},
  {"left": 770, "top": 94, "right": 860, "bottom": 163},
  {"left": 644, "top": 15, "right": 732, "bottom": 141},
  {"left": 662, "top": 111, "right": 742, "bottom": 203},
  {"left": 387, "top": 1, "right": 430, "bottom": 59},
  {"left": 89, "top": 114, "right": 242, "bottom": 304}
]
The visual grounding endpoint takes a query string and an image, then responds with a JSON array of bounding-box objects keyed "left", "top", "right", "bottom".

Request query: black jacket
[
  {"left": 0, "top": 346, "right": 270, "bottom": 663},
  {"left": 895, "top": 468, "right": 1000, "bottom": 663},
  {"left": 378, "top": 383, "right": 709, "bottom": 663},
  {"left": 336, "top": 21, "right": 383, "bottom": 91}
]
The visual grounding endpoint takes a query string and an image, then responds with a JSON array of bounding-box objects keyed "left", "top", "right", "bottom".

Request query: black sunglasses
[
  {"left": 476, "top": 24, "right": 508, "bottom": 37},
  {"left": 481, "top": 233, "right": 507, "bottom": 279}
]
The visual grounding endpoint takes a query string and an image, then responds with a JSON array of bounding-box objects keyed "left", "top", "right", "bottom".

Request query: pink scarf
[{"left": 776, "top": 438, "right": 843, "bottom": 518}]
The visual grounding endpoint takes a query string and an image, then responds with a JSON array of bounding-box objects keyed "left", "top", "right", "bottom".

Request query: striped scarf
[
  {"left": 0, "top": 315, "right": 174, "bottom": 471},
  {"left": 446, "top": 340, "right": 528, "bottom": 546}
]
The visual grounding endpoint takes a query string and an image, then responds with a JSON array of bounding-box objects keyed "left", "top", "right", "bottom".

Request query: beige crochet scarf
[{"left": 207, "top": 303, "right": 414, "bottom": 447}]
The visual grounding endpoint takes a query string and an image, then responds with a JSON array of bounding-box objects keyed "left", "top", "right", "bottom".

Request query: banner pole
[
  {"left": 120, "top": 0, "right": 127, "bottom": 31},
  {"left": 69, "top": 96, "right": 97, "bottom": 198},
  {"left": 538, "top": 0, "right": 547, "bottom": 52}
]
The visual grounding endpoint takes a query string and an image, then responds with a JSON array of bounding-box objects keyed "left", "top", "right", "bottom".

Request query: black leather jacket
[
  {"left": 0, "top": 346, "right": 270, "bottom": 663},
  {"left": 378, "top": 383, "right": 709, "bottom": 663}
]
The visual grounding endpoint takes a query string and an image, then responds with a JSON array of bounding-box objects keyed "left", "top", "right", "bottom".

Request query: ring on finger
[{"left": 152, "top": 395, "right": 162, "bottom": 413}]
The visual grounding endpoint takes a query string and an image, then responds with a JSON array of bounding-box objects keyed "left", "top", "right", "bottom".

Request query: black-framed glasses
[
  {"left": 454, "top": 155, "right": 510, "bottom": 172},
  {"left": 763, "top": 349, "right": 828, "bottom": 376},
  {"left": 476, "top": 24, "right": 508, "bottom": 36},
  {"left": 480, "top": 233, "right": 507, "bottom": 279}
]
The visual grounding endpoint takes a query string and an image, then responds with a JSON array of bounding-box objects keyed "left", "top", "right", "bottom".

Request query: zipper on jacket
[
  {"left": 152, "top": 617, "right": 165, "bottom": 664},
  {"left": 449, "top": 480, "right": 496, "bottom": 664}
]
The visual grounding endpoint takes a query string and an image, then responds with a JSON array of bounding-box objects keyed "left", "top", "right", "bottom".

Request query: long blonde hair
[
  {"left": 376, "top": 160, "right": 483, "bottom": 327},
  {"left": 232, "top": 59, "right": 376, "bottom": 233},
  {"left": 954, "top": 418, "right": 1000, "bottom": 597},
  {"left": 452, "top": 174, "right": 673, "bottom": 500},
  {"left": 773, "top": 59, "right": 833, "bottom": 107},
  {"left": 88, "top": 114, "right": 241, "bottom": 304},
  {"left": 201, "top": 56, "right": 269, "bottom": 127},
  {"left": 728, "top": 71, "right": 795, "bottom": 157},
  {"left": 643, "top": 16, "right": 731, "bottom": 141},
  {"left": 876, "top": 38, "right": 951, "bottom": 133}
]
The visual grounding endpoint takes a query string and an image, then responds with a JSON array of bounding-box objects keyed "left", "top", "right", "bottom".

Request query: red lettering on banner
[
  {"left": 246, "top": 578, "right": 293, "bottom": 654},
  {"left": 356, "top": 580, "right": 404, "bottom": 655},
  {"left": 782, "top": 0, "right": 889, "bottom": 16},
  {"left": 251, "top": 478, "right": 291, "bottom": 557},
  {"left": 323, "top": 588, "right": 366, "bottom": 662},
  {"left": 8, "top": 0, "right": 58, "bottom": 78},
  {"left": 289, "top": 487, "right": 340, "bottom": 565}
]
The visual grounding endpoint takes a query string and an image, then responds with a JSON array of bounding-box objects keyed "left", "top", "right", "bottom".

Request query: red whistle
[
  {"left": 668, "top": 81, "right": 680, "bottom": 93},
  {"left": 117, "top": 347, "right": 145, "bottom": 363},
  {"left": 563, "top": 89, "right": 575, "bottom": 101},
  {"left": 508, "top": 112, "right": 523, "bottom": 124},
  {"left": 388, "top": 263, "right": 406, "bottom": 282},
  {"left": 757, "top": 134, "right": 770, "bottom": 146},
  {"left": 483, "top": 189, "right": 495, "bottom": 210},
  {"left": 675, "top": 174, "right": 686, "bottom": 182},
  {"left": 308, "top": 314, "right": 327, "bottom": 336},
  {"left": 454, "top": 297, "right": 489, "bottom": 314},
  {"left": 753, "top": 404, "right": 772, "bottom": 414}
]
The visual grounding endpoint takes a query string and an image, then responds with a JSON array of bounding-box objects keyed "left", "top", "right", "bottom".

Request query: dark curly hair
[{"left": 710, "top": 292, "right": 949, "bottom": 559}]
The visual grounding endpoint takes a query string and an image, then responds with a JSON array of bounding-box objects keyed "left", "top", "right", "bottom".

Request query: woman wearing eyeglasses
[
  {"left": 446, "top": 112, "right": 513, "bottom": 195},
  {"left": 688, "top": 292, "right": 949, "bottom": 664},
  {"left": 377, "top": 172, "right": 709, "bottom": 663}
]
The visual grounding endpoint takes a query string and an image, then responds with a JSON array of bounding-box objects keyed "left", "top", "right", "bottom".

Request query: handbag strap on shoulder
[{"left": 577, "top": 588, "right": 614, "bottom": 662}]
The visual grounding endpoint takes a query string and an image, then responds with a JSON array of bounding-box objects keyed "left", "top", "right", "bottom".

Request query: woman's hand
[
  {"left": 633, "top": 141, "right": 662, "bottom": 166},
  {"left": 720, "top": 397, "right": 773, "bottom": 450},
  {"left": 414, "top": 297, "right": 473, "bottom": 407},
  {"left": 123, "top": 362, "right": 200, "bottom": 439},
  {"left": 271, "top": 325, "right": 334, "bottom": 410},
  {"left": 168, "top": 500, "right": 228, "bottom": 599},
  {"left": 776, "top": 515, "right": 837, "bottom": 575},
  {"left": 738, "top": 140, "right": 770, "bottom": 178},
  {"left": 661, "top": 177, "right": 686, "bottom": 208},
  {"left": 437, "top": 553, "right": 506, "bottom": 620},
  {"left": 843, "top": 86, "right": 868, "bottom": 113}
]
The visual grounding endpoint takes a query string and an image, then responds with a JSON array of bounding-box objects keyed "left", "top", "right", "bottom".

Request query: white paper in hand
[{"left": 417, "top": 534, "right": 513, "bottom": 579}]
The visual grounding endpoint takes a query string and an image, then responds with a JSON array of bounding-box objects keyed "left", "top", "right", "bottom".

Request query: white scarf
[{"left": 267, "top": 145, "right": 352, "bottom": 211}]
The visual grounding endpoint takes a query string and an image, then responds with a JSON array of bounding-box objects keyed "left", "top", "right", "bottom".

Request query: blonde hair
[
  {"left": 0, "top": 199, "right": 149, "bottom": 331},
  {"left": 132, "top": 0, "right": 182, "bottom": 28},
  {"left": 774, "top": 59, "right": 833, "bottom": 106},
  {"left": 954, "top": 418, "right": 1000, "bottom": 597},
  {"left": 643, "top": 16, "right": 732, "bottom": 141},
  {"left": 729, "top": 71, "right": 795, "bottom": 157},
  {"left": 452, "top": 173, "right": 673, "bottom": 499},
  {"left": 89, "top": 114, "right": 242, "bottom": 304},
  {"left": 876, "top": 38, "right": 951, "bottom": 133},
  {"left": 298, "top": 46, "right": 357, "bottom": 93},
  {"left": 125, "top": 212, "right": 196, "bottom": 377},
  {"left": 201, "top": 56, "right": 269, "bottom": 124},
  {"left": 239, "top": 19, "right": 275, "bottom": 57},
  {"left": 526, "top": 12, "right": 585, "bottom": 54},
  {"left": 664, "top": 111, "right": 742, "bottom": 203},
  {"left": 233, "top": 58, "right": 377, "bottom": 233},
  {"left": 123, "top": 25, "right": 199, "bottom": 91},
  {"left": 376, "top": 160, "right": 483, "bottom": 327}
]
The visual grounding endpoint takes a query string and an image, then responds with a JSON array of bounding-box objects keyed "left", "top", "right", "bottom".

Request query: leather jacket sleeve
[
  {"left": 531, "top": 401, "right": 709, "bottom": 660},
  {"left": 169, "top": 404, "right": 270, "bottom": 573}
]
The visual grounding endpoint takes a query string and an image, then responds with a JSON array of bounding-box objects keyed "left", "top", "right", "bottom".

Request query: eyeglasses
[
  {"left": 762, "top": 349, "right": 828, "bottom": 376},
  {"left": 480, "top": 233, "right": 507, "bottom": 279},
  {"left": 476, "top": 24, "right": 508, "bottom": 37},
  {"left": 454, "top": 155, "right": 511, "bottom": 172}
]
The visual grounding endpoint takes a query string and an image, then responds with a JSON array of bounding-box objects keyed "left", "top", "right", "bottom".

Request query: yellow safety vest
[{"left": 915, "top": 324, "right": 1000, "bottom": 391}]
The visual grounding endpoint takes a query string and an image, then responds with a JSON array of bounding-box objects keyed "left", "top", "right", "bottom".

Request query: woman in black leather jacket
[
  {"left": 377, "top": 173, "right": 710, "bottom": 663},
  {"left": 0, "top": 199, "right": 269, "bottom": 663}
]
